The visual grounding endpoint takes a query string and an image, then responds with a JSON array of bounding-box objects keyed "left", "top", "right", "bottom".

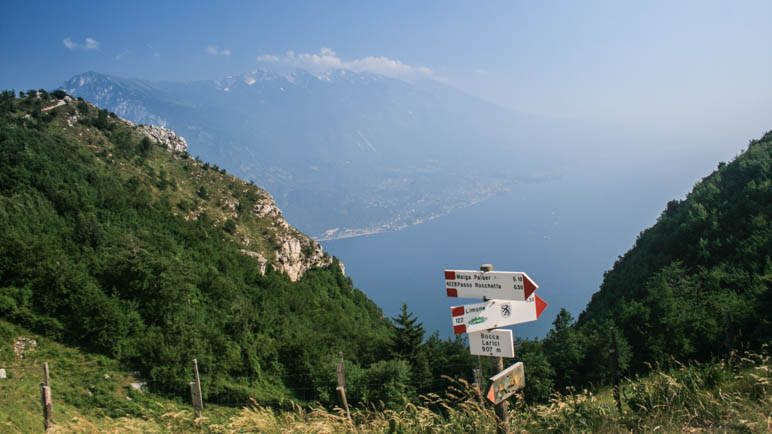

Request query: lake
[{"left": 322, "top": 163, "right": 685, "bottom": 340}]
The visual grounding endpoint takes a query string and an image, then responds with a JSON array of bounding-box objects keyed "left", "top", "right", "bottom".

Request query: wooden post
[
  {"left": 190, "top": 382, "right": 202, "bottom": 418},
  {"left": 191, "top": 359, "right": 203, "bottom": 418},
  {"left": 43, "top": 362, "right": 50, "bottom": 387},
  {"left": 481, "top": 264, "right": 508, "bottom": 434},
  {"left": 335, "top": 352, "right": 352, "bottom": 422},
  {"left": 609, "top": 327, "right": 621, "bottom": 413},
  {"left": 473, "top": 367, "right": 485, "bottom": 406},
  {"left": 40, "top": 382, "right": 52, "bottom": 430},
  {"left": 724, "top": 311, "right": 736, "bottom": 353}
]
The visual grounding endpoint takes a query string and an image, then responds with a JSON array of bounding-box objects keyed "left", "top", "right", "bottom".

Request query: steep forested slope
[
  {"left": 0, "top": 90, "right": 396, "bottom": 403},
  {"left": 577, "top": 132, "right": 771, "bottom": 373}
]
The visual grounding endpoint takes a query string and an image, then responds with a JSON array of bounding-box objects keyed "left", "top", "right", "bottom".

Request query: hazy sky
[{"left": 2, "top": 1, "right": 771, "bottom": 143}]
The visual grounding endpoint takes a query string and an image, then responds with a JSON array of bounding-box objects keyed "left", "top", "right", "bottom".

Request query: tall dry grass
[{"left": 45, "top": 349, "right": 772, "bottom": 433}]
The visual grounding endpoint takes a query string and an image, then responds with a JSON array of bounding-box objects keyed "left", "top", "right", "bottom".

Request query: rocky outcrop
[
  {"left": 274, "top": 233, "right": 334, "bottom": 281},
  {"left": 253, "top": 193, "right": 339, "bottom": 280},
  {"left": 135, "top": 124, "right": 188, "bottom": 153},
  {"left": 14, "top": 337, "right": 37, "bottom": 358}
]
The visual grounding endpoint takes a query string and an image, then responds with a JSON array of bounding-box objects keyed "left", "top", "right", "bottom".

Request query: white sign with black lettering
[{"left": 468, "top": 329, "right": 514, "bottom": 358}]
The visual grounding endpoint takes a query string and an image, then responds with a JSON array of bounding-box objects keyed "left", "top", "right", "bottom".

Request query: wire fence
[{"left": 3, "top": 358, "right": 481, "bottom": 410}]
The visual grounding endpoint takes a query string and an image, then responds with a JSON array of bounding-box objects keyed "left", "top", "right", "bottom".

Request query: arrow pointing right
[{"left": 450, "top": 295, "right": 549, "bottom": 335}]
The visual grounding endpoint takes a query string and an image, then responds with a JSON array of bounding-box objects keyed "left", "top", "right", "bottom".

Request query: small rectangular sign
[
  {"left": 468, "top": 329, "right": 514, "bottom": 358},
  {"left": 444, "top": 270, "right": 538, "bottom": 301},
  {"left": 487, "top": 361, "right": 525, "bottom": 404}
]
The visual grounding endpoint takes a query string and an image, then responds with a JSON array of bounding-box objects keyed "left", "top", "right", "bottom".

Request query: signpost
[
  {"left": 443, "top": 264, "right": 548, "bottom": 434},
  {"left": 444, "top": 270, "right": 538, "bottom": 301},
  {"left": 486, "top": 362, "right": 525, "bottom": 405},
  {"left": 469, "top": 329, "right": 515, "bottom": 358},
  {"left": 450, "top": 295, "right": 548, "bottom": 335}
]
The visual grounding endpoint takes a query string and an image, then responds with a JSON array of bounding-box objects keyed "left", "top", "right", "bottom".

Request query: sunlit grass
[{"left": 3, "top": 320, "right": 770, "bottom": 433}]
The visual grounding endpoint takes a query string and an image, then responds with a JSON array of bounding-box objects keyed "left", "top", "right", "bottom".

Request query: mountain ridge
[{"left": 61, "top": 70, "right": 563, "bottom": 240}]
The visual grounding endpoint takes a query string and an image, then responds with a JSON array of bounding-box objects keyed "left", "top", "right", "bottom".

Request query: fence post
[
  {"left": 191, "top": 359, "right": 203, "bottom": 418},
  {"left": 335, "top": 352, "right": 352, "bottom": 422},
  {"left": 40, "top": 382, "right": 53, "bottom": 430},
  {"left": 609, "top": 327, "right": 621, "bottom": 412},
  {"left": 43, "top": 362, "right": 50, "bottom": 387}
]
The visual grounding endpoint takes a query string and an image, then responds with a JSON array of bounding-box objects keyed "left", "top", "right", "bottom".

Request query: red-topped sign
[
  {"left": 444, "top": 270, "right": 538, "bottom": 301},
  {"left": 450, "top": 295, "right": 548, "bottom": 335}
]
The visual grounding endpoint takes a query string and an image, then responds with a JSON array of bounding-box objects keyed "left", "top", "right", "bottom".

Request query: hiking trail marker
[
  {"left": 443, "top": 264, "right": 547, "bottom": 433},
  {"left": 487, "top": 361, "right": 525, "bottom": 405},
  {"left": 450, "top": 295, "right": 548, "bottom": 335},
  {"left": 444, "top": 270, "right": 538, "bottom": 301},
  {"left": 469, "top": 329, "right": 515, "bottom": 358}
]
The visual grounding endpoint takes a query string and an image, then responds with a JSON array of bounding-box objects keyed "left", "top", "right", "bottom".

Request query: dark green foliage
[
  {"left": 51, "top": 89, "right": 67, "bottom": 100},
  {"left": 223, "top": 218, "right": 237, "bottom": 234},
  {"left": 519, "top": 132, "right": 772, "bottom": 401},
  {"left": 554, "top": 132, "right": 772, "bottom": 386},
  {"left": 391, "top": 303, "right": 425, "bottom": 363},
  {"left": 77, "top": 100, "right": 89, "bottom": 113},
  {"left": 0, "top": 93, "right": 394, "bottom": 406}
]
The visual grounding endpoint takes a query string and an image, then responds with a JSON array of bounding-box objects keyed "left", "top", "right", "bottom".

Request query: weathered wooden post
[
  {"left": 609, "top": 327, "right": 621, "bottom": 412},
  {"left": 335, "top": 352, "right": 352, "bottom": 422},
  {"left": 40, "top": 361, "right": 53, "bottom": 429},
  {"left": 480, "top": 264, "right": 508, "bottom": 434},
  {"left": 40, "top": 382, "right": 53, "bottom": 430},
  {"left": 472, "top": 367, "right": 485, "bottom": 406},
  {"left": 191, "top": 359, "right": 203, "bottom": 418},
  {"left": 43, "top": 362, "right": 50, "bottom": 387}
]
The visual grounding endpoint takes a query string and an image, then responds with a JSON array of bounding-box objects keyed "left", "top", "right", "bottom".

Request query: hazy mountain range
[{"left": 62, "top": 70, "right": 569, "bottom": 240}]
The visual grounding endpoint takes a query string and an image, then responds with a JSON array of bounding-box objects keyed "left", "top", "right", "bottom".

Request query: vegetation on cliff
[{"left": 0, "top": 90, "right": 472, "bottom": 406}]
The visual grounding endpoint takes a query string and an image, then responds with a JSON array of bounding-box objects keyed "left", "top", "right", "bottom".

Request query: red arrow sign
[{"left": 444, "top": 270, "right": 538, "bottom": 301}]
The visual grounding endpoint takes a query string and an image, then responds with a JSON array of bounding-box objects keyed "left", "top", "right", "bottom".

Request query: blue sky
[{"left": 2, "top": 1, "right": 771, "bottom": 142}]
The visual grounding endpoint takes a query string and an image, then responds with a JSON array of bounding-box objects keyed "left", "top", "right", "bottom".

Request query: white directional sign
[
  {"left": 487, "top": 362, "right": 525, "bottom": 404},
  {"left": 444, "top": 270, "right": 538, "bottom": 301},
  {"left": 469, "top": 329, "right": 515, "bottom": 358},
  {"left": 450, "top": 295, "right": 548, "bottom": 335}
]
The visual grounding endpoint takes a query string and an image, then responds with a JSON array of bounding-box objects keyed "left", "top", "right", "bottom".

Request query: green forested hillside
[
  {"left": 557, "top": 132, "right": 772, "bottom": 386},
  {"left": 0, "top": 90, "right": 420, "bottom": 404}
]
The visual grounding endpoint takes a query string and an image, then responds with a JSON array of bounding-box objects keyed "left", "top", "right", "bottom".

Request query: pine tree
[{"left": 391, "top": 303, "right": 425, "bottom": 363}]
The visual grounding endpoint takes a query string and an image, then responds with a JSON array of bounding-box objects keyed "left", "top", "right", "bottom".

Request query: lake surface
[{"left": 322, "top": 163, "right": 686, "bottom": 340}]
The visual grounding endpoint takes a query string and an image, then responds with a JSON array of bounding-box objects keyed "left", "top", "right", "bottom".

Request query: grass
[{"left": 2, "top": 318, "right": 770, "bottom": 433}]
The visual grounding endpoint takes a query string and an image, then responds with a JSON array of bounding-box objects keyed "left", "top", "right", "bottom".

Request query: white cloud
[
  {"left": 206, "top": 45, "right": 231, "bottom": 56},
  {"left": 255, "top": 47, "right": 432, "bottom": 81},
  {"left": 63, "top": 36, "right": 99, "bottom": 50},
  {"left": 115, "top": 50, "right": 131, "bottom": 61}
]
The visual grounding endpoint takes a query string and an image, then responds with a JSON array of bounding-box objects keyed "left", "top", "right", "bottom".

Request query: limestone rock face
[
  {"left": 274, "top": 233, "right": 332, "bottom": 281},
  {"left": 136, "top": 124, "right": 188, "bottom": 153},
  {"left": 239, "top": 190, "right": 340, "bottom": 281}
]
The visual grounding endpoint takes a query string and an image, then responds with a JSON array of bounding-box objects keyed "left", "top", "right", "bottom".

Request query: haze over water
[{"left": 322, "top": 146, "right": 733, "bottom": 339}]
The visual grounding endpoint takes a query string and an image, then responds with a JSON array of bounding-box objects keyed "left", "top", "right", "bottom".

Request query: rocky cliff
[{"left": 38, "top": 93, "right": 338, "bottom": 281}]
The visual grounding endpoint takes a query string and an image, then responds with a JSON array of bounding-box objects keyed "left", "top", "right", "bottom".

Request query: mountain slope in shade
[
  {"left": 575, "top": 131, "right": 772, "bottom": 374},
  {"left": 62, "top": 70, "right": 564, "bottom": 239}
]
